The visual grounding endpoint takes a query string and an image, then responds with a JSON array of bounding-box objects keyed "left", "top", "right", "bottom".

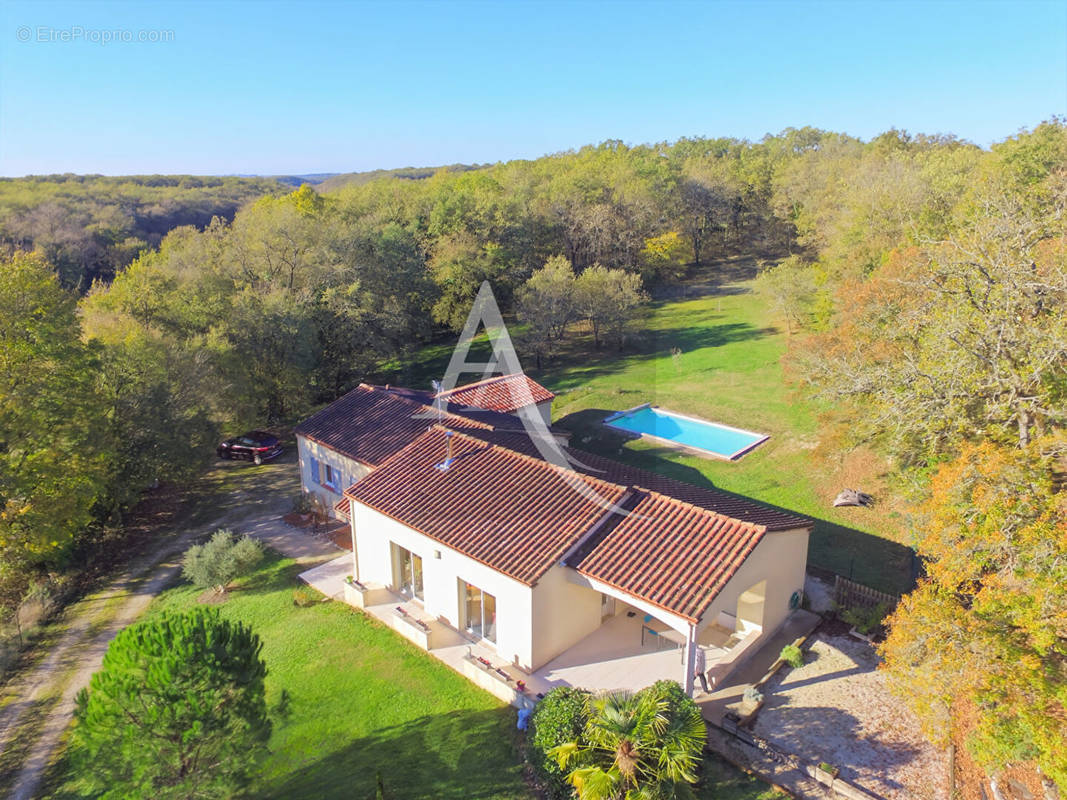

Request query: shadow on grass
[
  {"left": 556, "top": 410, "right": 916, "bottom": 596},
  {"left": 545, "top": 320, "right": 778, "bottom": 393},
  {"left": 263, "top": 708, "right": 524, "bottom": 800}
]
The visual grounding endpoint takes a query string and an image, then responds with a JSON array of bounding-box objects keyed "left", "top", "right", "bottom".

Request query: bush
[
  {"left": 291, "top": 493, "right": 312, "bottom": 514},
  {"left": 742, "top": 686, "right": 764, "bottom": 704},
  {"left": 780, "top": 644, "right": 804, "bottom": 668},
  {"left": 182, "top": 529, "right": 264, "bottom": 594},
  {"left": 840, "top": 602, "right": 888, "bottom": 635},
  {"left": 529, "top": 687, "right": 589, "bottom": 799},
  {"left": 70, "top": 608, "right": 270, "bottom": 798}
]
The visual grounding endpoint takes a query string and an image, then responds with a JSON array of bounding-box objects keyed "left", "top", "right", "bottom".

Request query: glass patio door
[
  {"left": 461, "top": 581, "right": 496, "bottom": 644},
  {"left": 395, "top": 545, "right": 423, "bottom": 601}
]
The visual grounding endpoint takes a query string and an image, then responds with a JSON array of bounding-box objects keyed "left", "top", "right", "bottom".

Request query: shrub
[
  {"left": 742, "top": 686, "right": 764, "bottom": 704},
  {"left": 291, "top": 493, "right": 312, "bottom": 514},
  {"left": 529, "top": 686, "right": 589, "bottom": 799},
  {"left": 780, "top": 644, "right": 804, "bottom": 668},
  {"left": 840, "top": 602, "right": 888, "bottom": 635},
  {"left": 182, "top": 529, "right": 264, "bottom": 594},
  {"left": 70, "top": 608, "right": 270, "bottom": 798}
]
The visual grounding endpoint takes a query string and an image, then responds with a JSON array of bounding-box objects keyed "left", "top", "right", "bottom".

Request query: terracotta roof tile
[
  {"left": 435, "top": 373, "right": 554, "bottom": 414},
  {"left": 453, "top": 429, "right": 812, "bottom": 532},
  {"left": 572, "top": 492, "right": 767, "bottom": 622},
  {"left": 295, "top": 385, "right": 494, "bottom": 467},
  {"left": 344, "top": 427, "right": 626, "bottom": 585}
]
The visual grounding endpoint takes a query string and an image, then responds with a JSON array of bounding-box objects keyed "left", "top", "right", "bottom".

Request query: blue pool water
[{"left": 604, "top": 406, "right": 767, "bottom": 460}]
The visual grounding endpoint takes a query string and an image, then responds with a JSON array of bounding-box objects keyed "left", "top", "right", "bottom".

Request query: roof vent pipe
[{"left": 435, "top": 430, "right": 455, "bottom": 472}]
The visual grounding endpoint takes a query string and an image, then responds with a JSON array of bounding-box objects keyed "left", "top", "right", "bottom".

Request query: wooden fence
[{"left": 832, "top": 575, "right": 901, "bottom": 611}]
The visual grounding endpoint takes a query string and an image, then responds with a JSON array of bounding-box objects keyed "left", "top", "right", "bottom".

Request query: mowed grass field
[
  {"left": 44, "top": 552, "right": 781, "bottom": 800},
  {"left": 389, "top": 257, "right": 914, "bottom": 594}
]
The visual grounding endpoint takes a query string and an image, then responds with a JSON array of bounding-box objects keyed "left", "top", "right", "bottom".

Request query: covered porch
[
  {"left": 534, "top": 599, "right": 747, "bottom": 693},
  {"left": 535, "top": 572, "right": 769, "bottom": 696}
]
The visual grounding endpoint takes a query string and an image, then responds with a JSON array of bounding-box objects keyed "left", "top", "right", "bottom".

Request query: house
[
  {"left": 295, "top": 375, "right": 812, "bottom": 697},
  {"left": 294, "top": 377, "right": 563, "bottom": 514}
]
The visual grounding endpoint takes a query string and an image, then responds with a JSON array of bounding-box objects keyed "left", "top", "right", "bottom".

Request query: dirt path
[{"left": 0, "top": 453, "right": 339, "bottom": 800}]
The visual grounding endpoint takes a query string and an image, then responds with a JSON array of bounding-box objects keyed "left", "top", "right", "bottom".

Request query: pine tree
[{"left": 71, "top": 607, "right": 271, "bottom": 799}]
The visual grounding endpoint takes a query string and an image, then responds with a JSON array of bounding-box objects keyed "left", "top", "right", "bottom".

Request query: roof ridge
[
  {"left": 430, "top": 425, "right": 625, "bottom": 497},
  {"left": 435, "top": 372, "right": 523, "bottom": 396}
]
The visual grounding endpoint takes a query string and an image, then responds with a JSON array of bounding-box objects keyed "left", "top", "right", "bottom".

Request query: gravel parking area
[{"left": 754, "top": 631, "right": 950, "bottom": 800}]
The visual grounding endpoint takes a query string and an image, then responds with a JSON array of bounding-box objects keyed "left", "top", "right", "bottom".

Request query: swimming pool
[{"left": 603, "top": 404, "right": 768, "bottom": 460}]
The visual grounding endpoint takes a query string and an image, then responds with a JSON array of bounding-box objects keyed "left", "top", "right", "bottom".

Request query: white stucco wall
[
  {"left": 530, "top": 565, "right": 602, "bottom": 669},
  {"left": 296, "top": 435, "right": 371, "bottom": 517},
  {"left": 535, "top": 399, "right": 553, "bottom": 427},
  {"left": 350, "top": 502, "right": 537, "bottom": 670},
  {"left": 698, "top": 527, "right": 810, "bottom": 636}
]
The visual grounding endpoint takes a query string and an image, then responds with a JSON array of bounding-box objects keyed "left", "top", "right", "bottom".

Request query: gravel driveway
[{"left": 754, "top": 631, "right": 950, "bottom": 800}]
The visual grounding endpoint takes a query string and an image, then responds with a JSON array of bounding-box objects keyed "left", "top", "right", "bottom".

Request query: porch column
[{"left": 682, "top": 623, "right": 697, "bottom": 696}]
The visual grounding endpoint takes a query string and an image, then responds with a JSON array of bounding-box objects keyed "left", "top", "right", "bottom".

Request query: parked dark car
[{"left": 216, "top": 431, "right": 283, "bottom": 465}]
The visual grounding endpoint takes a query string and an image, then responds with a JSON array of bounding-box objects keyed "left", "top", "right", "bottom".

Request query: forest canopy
[{"left": 2, "top": 120, "right": 1066, "bottom": 788}]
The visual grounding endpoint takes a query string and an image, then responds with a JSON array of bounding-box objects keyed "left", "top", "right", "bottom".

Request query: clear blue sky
[{"left": 1, "top": 0, "right": 1064, "bottom": 176}]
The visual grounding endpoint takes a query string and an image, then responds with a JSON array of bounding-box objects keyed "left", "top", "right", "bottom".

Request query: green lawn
[
  {"left": 48, "top": 552, "right": 527, "bottom": 800},
  {"left": 382, "top": 258, "right": 914, "bottom": 594},
  {"left": 45, "top": 552, "right": 781, "bottom": 799}
]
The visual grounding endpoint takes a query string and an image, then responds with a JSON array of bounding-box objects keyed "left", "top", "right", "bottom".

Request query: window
[
  {"left": 309, "top": 456, "right": 320, "bottom": 485},
  {"left": 461, "top": 580, "right": 496, "bottom": 644},
  {"left": 323, "top": 463, "right": 341, "bottom": 492},
  {"left": 394, "top": 545, "right": 424, "bottom": 601}
]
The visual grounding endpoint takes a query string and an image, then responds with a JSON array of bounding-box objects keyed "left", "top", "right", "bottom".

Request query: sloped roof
[
  {"left": 453, "top": 429, "right": 811, "bottom": 532},
  {"left": 569, "top": 492, "right": 767, "bottom": 622},
  {"left": 435, "top": 373, "right": 554, "bottom": 414},
  {"left": 295, "top": 385, "right": 494, "bottom": 467},
  {"left": 345, "top": 428, "right": 627, "bottom": 585}
]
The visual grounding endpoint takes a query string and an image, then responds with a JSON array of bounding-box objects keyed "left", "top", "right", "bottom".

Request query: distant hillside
[
  {"left": 264, "top": 173, "right": 340, "bottom": 187},
  {"left": 0, "top": 174, "right": 287, "bottom": 289},
  {"left": 317, "top": 163, "right": 482, "bottom": 192}
]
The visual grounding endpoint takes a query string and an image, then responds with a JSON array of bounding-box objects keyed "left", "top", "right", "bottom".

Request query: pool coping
[{"left": 602, "top": 403, "right": 769, "bottom": 461}]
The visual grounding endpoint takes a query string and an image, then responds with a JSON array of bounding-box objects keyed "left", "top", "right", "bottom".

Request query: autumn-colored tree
[
  {"left": 799, "top": 178, "right": 1067, "bottom": 464},
  {"left": 880, "top": 438, "right": 1067, "bottom": 788}
]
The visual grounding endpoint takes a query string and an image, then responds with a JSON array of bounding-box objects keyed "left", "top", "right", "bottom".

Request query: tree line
[
  {"left": 757, "top": 119, "right": 1067, "bottom": 790},
  {"left": 1, "top": 122, "right": 1065, "bottom": 791}
]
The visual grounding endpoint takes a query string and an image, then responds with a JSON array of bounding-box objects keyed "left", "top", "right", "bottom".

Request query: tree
[
  {"left": 71, "top": 608, "right": 271, "bottom": 799},
  {"left": 550, "top": 682, "right": 705, "bottom": 800},
  {"left": 0, "top": 251, "right": 111, "bottom": 594},
  {"left": 879, "top": 438, "right": 1067, "bottom": 789},
  {"left": 516, "top": 256, "right": 578, "bottom": 367},
  {"left": 799, "top": 179, "right": 1067, "bottom": 464},
  {"left": 753, "top": 256, "right": 819, "bottom": 335},
  {"left": 574, "top": 265, "right": 648, "bottom": 349},
  {"left": 182, "top": 529, "right": 264, "bottom": 594},
  {"left": 639, "top": 231, "right": 689, "bottom": 282}
]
